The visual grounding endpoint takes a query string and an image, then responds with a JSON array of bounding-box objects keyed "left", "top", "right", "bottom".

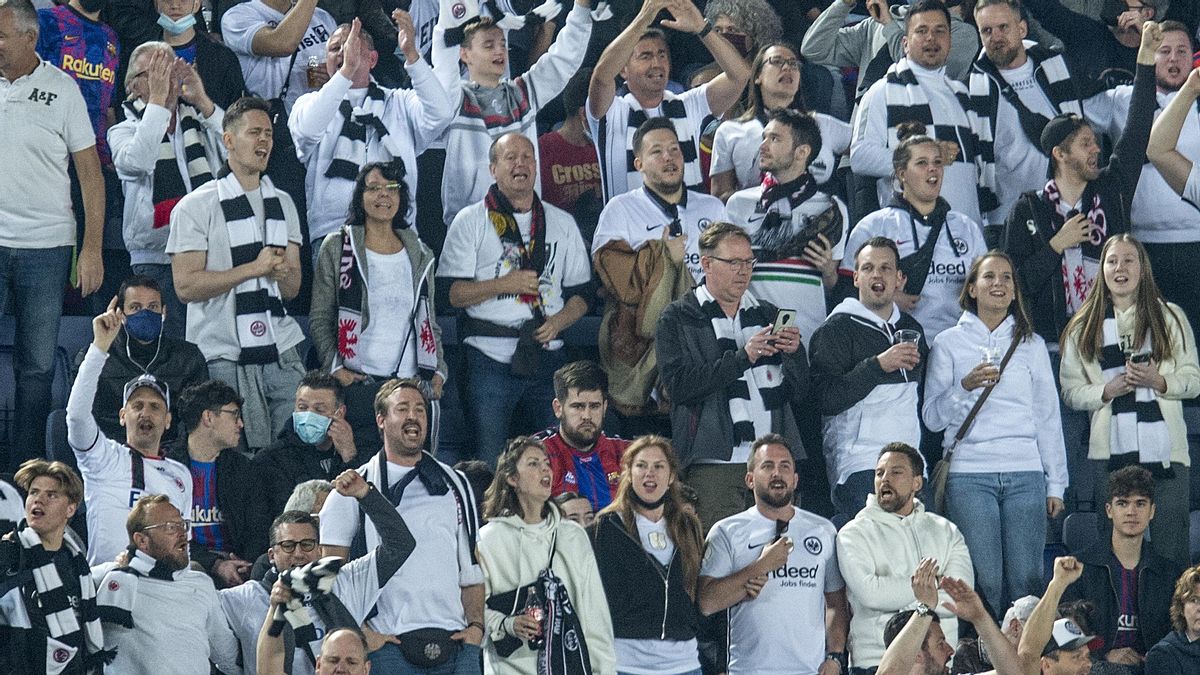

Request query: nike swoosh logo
[
  {"left": 747, "top": 215, "right": 766, "bottom": 224},
  {"left": 895, "top": 240, "right": 910, "bottom": 246},
  {"left": 646, "top": 223, "right": 664, "bottom": 231},
  {"left": 748, "top": 541, "right": 768, "bottom": 550}
]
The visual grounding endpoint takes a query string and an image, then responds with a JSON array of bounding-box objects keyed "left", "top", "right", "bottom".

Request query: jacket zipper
[{"left": 661, "top": 557, "right": 672, "bottom": 640}]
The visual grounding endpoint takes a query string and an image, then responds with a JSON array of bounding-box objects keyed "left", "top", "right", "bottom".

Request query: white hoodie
[{"left": 922, "top": 312, "right": 1068, "bottom": 499}]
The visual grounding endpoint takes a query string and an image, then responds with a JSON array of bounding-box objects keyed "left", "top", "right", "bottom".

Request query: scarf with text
[
  {"left": 1042, "top": 178, "right": 1106, "bottom": 315},
  {"left": 323, "top": 82, "right": 393, "bottom": 181},
  {"left": 1100, "top": 306, "right": 1172, "bottom": 471},
  {"left": 216, "top": 171, "right": 289, "bottom": 365},
  {"left": 486, "top": 182, "right": 547, "bottom": 311},
  {"left": 693, "top": 285, "right": 785, "bottom": 447},
  {"left": 124, "top": 99, "right": 215, "bottom": 229},
  {"left": 95, "top": 549, "right": 181, "bottom": 629},
  {"left": 2, "top": 525, "right": 111, "bottom": 674},
  {"left": 334, "top": 226, "right": 439, "bottom": 379}
]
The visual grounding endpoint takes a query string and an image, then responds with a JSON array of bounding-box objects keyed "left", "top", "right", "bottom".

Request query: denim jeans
[
  {"left": 946, "top": 471, "right": 1046, "bottom": 619},
  {"left": 464, "top": 346, "right": 564, "bottom": 466},
  {"left": 1049, "top": 349, "right": 1091, "bottom": 511},
  {"left": 0, "top": 246, "right": 71, "bottom": 468},
  {"left": 833, "top": 469, "right": 876, "bottom": 524},
  {"left": 368, "top": 642, "right": 481, "bottom": 675},
  {"left": 130, "top": 263, "right": 187, "bottom": 341},
  {"left": 619, "top": 669, "right": 702, "bottom": 675},
  {"left": 208, "top": 346, "right": 305, "bottom": 451}
]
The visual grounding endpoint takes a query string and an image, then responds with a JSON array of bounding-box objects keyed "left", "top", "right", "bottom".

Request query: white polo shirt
[
  {"left": 0, "top": 60, "right": 95, "bottom": 248},
  {"left": 592, "top": 187, "right": 727, "bottom": 282},
  {"left": 318, "top": 456, "right": 483, "bottom": 635},
  {"left": 701, "top": 506, "right": 844, "bottom": 675}
]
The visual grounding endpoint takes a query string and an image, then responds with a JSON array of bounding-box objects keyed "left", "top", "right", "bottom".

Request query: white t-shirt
[
  {"left": 614, "top": 514, "right": 700, "bottom": 675},
  {"left": 0, "top": 60, "right": 96, "bottom": 248},
  {"left": 701, "top": 506, "right": 844, "bottom": 675},
  {"left": 710, "top": 114, "right": 850, "bottom": 188},
  {"left": 165, "top": 179, "right": 306, "bottom": 362},
  {"left": 1185, "top": 160, "right": 1200, "bottom": 205},
  {"left": 221, "top": 0, "right": 337, "bottom": 110},
  {"left": 588, "top": 87, "right": 712, "bottom": 201},
  {"left": 726, "top": 185, "right": 849, "bottom": 350},
  {"left": 318, "top": 457, "right": 484, "bottom": 634},
  {"left": 219, "top": 554, "right": 383, "bottom": 675},
  {"left": 840, "top": 206, "right": 986, "bottom": 342},
  {"left": 986, "top": 59, "right": 1058, "bottom": 223},
  {"left": 350, "top": 249, "right": 416, "bottom": 376},
  {"left": 436, "top": 201, "right": 592, "bottom": 363},
  {"left": 592, "top": 187, "right": 727, "bottom": 282}
]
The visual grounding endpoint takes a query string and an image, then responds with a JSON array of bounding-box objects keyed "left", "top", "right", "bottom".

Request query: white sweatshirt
[{"left": 922, "top": 312, "right": 1068, "bottom": 498}]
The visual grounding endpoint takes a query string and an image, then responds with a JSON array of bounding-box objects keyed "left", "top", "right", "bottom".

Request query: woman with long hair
[
  {"left": 923, "top": 251, "right": 1067, "bottom": 617},
  {"left": 840, "top": 121, "right": 987, "bottom": 342},
  {"left": 708, "top": 42, "right": 850, "bottom": 201},
  {"left": 591, "top": 436, "right": 704, "bottom": 675},
  {"left": 1061, "top": 234, "right": 1200, "bottom": 566},
  {"left": 477, "top": 437, "right": 615, "bottom": 675},
  {"left": 310, "top": 161, "right": 445, "bottom": 451}
]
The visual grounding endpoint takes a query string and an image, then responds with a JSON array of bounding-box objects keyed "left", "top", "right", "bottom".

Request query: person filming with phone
[{"left": 657, "top": 221, "right": 810, "bottom": 530}]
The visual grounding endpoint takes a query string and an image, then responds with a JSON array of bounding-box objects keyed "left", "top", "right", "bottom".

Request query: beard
[
  {"left": 560, "top": 421, "right": 599, "bottom": 450},
  {"left": 755, "top": 482, "right": 794, "bottom": 509},
  {"left": 987, "top": 42, "right": 1022, "bottom": 69}
]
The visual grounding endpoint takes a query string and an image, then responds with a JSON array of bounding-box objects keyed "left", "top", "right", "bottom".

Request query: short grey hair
[
  {"left": 125, "top": 41, "right": 174, "bottom": 91},
  {"left": 284, "top": 479, "right": 334, "bottom": 514},
  {"left": 0, "top": 0, "right": 39, "bottom": 34},
  {"left": 703, "top": 0, "right": 782, "bottom": 50}
]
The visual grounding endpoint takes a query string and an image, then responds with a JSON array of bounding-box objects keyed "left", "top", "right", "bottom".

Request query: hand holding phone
[{"left": 772, "top": 309, "right": 797, "bottom": 335}]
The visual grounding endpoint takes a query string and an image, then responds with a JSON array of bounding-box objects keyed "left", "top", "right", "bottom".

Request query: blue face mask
[
  {"left": 157, "top": 13, "right": 197, "bottom": 35},
  {"left": 293, "top": 411, "right": 332, "bottom": 445},
  {"left": 125, "top": 309, "right": 163, "bottom": 343}
]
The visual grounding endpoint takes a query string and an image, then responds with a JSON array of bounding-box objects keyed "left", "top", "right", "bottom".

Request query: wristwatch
[
  {"left": 825, "top": 651, "right": 848, "bottom": 671},
  {"left": 915, "top": 602, "right": 933, "bottom": 617},
  {"left": 696, "top": 19, "right": 714, "bottom": 38}
]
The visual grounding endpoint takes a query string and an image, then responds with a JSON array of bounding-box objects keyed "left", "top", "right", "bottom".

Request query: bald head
[{"left": 316, "top": 629, "right": 370, "bottom": 674}]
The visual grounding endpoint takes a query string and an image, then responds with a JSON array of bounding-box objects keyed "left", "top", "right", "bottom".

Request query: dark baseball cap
[{"left": 123, "top": 374, "right": 170, "bottom": 408}]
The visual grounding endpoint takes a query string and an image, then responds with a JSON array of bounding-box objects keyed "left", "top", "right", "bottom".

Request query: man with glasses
[
  {"left": 656, "top": 221, "right": 809, "bottom": 530},
  {"left": 591, "top": 117, "right": 726, "bottom": 435},
  {"left": 68, "top": 295, "right": 192, "bottom": 565},
  {"left": 94, "top": 494, "right": 240, "bottom": 674},
  {"left": 222, "top": 469, "right": 416, "bottom": 675},
  {"left": 167, "top": 380, "right": 272, "bottom": 589}
]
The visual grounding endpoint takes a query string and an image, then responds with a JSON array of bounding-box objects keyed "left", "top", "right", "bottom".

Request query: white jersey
[
  {"left": 592, "top": 187, "right": 727, "bottom": 282},
  {"left": 221, "top": 0, "right": 337, "bottom": 111},
  {"left": 69, "top": 347, "right": 192, "bottom": 565},
  {"left": 701, "top": 506, "right": 844, "bottom": 675},
  {"left": 1187, "top": 162, "right": 1200, "bottom": 205},
  {"left": 710, "top": 114, "right": 850, "bottom": 188},
  {"left": 726, "top": 185, "right": 848, "bottom": 350}
]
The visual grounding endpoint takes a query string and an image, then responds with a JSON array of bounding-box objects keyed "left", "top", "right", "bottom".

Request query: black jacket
[
  {"left": 164, "top": 443, "right": 272, "bottom": 575},
  {"left": 590, "top": 512, "right": 698, "bottom": 641},
  {"left": 1003, "top": 63, "right": 1157, "bottom": 344},
  {"left": 73, "top": 331, "right": 208, "bottom": 445},
  {"left": 253, "top": 420, "right": 368, "bottom": 520},
  {"left": 1061, "top": 541, "right": 1182, "bottom": 657},
  {"left": 1145, "top": 630, "right": 1200, "bottom": 674}
]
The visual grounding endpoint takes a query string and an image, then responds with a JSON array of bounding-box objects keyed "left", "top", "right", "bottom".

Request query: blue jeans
[
  {"left": 0, "top": 246, "right": 71, "bottom": 468},
  {"left": 619, "top": 670, "right": 701, "bottom": 675},
  {"left": 368, "top": 642, "right": 481, "bottom": 675},
  {"left": 130, "top": 263, "right": 187, "bottom": 341},
  {"left": 833, "top": 469, "right": 876, "bottom": 524},
  {"left": 946, "top": 471, "right": 1046, "bottom": 619},
  {"left": 465, "top": 346, "right": 564, "bottom": 466},
  {"left": 1049, "top": 350, "right": 1091, "bottom": 511}
]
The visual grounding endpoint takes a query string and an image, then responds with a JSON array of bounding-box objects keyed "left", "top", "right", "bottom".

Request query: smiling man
[
  {"left": 68, "top": 294, "right": 192, "bottom": 565},
  {"left": 836, "top": 443, "right": 974, "bottom": 673},
  {"left": 437, "top": 132, "right": 593, "bottom": 467},
  {"left": 167, "top": 95, "right": 307, "bottom": 452}
]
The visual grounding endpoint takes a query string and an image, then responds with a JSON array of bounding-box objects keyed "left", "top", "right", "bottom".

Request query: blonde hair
[{"left": 14, "top": 459, "right": 83, "bottom": 505}]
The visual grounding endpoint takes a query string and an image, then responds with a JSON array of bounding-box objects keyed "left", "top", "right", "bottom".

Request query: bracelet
[
  {"left": 696, "top": 20, "right": 713, "bottom": 39},
  {"left": 467, "top": 621, "right": 485, "bottom": 634}
]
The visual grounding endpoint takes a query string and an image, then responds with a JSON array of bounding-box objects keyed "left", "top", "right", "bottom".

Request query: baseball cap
[
  {"left": 1002, "top": 595, "right": 1039, "bottom": 631},
  {"left": 1040, "top": 114, "right": 1088, "bottom": 157},
  {"left": 123, "top": 374, "right": 170, "bottom": 408},
  {"left": 1042, "top": 618, "right": 1095, "bottom": 656}
]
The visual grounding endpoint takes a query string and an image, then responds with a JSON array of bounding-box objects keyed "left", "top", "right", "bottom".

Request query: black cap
[{"left": 1040, "top": 114, "right": 1087, "bottom": 157}]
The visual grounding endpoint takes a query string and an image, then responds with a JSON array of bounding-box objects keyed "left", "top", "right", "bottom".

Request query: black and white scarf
[
  {"left": 535, "top": 563, "right": 592, "bottom": 675},
  {"left": 693, "top": 285, "right": 785, "bottom": 447},
  {"left": 969, "top": 42, "right": 1082, "bottom": 213},
  {"left": 1100, "top": 306, "right": 1171, "bottom": 470},
  {"left": 123, "top": 99, "right": 215, "bottom": 229},
  {"left": 751, "top": 173, "right": 840, "bottom": 264},
  {"left": 95, "top": 549, "right": 180, "bottom": 630},
  {"left": 626, "top": 101, "right": 703, "bottom": 193},
  {"left": 1042, "top": 179, "right": 1106, "bottom": 315},
  {"left": 323, "top": 82, "right": 394, "bottom": 182},
  {"left": 216, "top": 171, "right": 289, "bottom": 365},
  {"left": 2, "top": 525, "right": 110, "bottom": 674},
  {"left": 268, "top": 557, "right": 351, "bottom": 665},
  {"left": 884, "top": 58, "right": 977, "bottom": 170},
  {"left": 334, "top": 226, "right": 439, "bottom": 380}
]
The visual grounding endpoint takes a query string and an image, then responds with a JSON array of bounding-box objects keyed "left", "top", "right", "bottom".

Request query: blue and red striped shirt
[{"left": 36, "top": 5, "right": 119, "bottom": 163}]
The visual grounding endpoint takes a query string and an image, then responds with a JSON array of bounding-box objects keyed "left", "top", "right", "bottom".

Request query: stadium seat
[{"left": 1062, "top": 511, "right": 1099, "bottom": 555}]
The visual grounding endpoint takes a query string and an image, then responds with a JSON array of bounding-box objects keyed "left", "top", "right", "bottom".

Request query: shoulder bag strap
[{"left": 947, "top": 334, "right": 1022, "bottom": 455}]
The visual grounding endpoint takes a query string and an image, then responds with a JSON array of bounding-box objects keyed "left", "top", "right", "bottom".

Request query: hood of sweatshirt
[
  {"left": 829, "top": 297, "right": 901, "bottom": 329},
  {"left": 952, "top": 311, "right": 1016, "bottom": 343},
  {"left": 857, "top": 492, "right": 929, "bottom": 526},
  {"left": 487, "top": 501, "right": 564, "bottom": 536}
]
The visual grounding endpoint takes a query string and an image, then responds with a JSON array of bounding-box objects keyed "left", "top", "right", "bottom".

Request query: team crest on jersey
[
  {"left": 952, "top": 237, "right": 969, "bottom": 256},
  {"left": 803, "top": 536, "right": 822, "bottom": 556},
  {"left": 53, "top": 648, "right": 70, "bottom": 664}
]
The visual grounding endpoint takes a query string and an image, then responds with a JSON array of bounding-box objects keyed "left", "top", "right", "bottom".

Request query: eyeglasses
[
  {"left": 274, "top": 538, "right": 318, "bottom": 553},
  {"left": 364, "top": 183, "right": 401, "bottom": 194},
  {"left": 708, "top": 256, "right": 757, "bottom": 271},
  {"left": 212, "top": 407, "right": 242, "bottom": 421},
  {"left": 764, "top": 56, "right": 800, "bottom": 70},
  {"left": 141, "top": 520, "right": 191, "bottom": 534}
]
